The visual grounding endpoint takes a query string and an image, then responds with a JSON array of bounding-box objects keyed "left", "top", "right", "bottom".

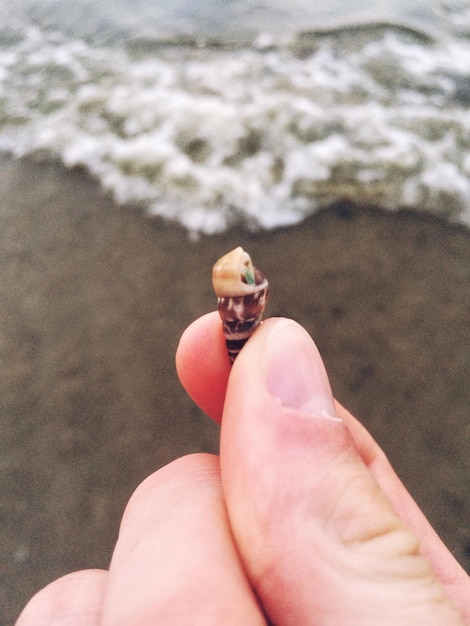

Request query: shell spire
[{"left": 212, "top": 247, "right": 268, "bottom": 363}]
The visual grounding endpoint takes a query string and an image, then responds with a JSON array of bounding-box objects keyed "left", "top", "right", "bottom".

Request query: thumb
[{"left": 220, "top": 318, "right": 464, "bottom": 625}]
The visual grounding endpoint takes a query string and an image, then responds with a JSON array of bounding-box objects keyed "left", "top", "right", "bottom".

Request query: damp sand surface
[{"left": 1, "top": 157, "right": 469, "bottom": 624}]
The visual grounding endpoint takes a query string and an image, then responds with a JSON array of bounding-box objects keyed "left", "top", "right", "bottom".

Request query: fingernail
[{"left": 265, "top": 321, "right": 338, "bottom": 419}]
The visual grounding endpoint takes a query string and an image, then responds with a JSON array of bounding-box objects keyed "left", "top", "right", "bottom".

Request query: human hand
[{"left": 17, "top": 314, "right": 469, "bottom": 624}]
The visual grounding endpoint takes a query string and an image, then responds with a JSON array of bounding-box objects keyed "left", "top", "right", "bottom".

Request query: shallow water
[{"left": 1, "top": 0, "right": 470, "bottom": 233}]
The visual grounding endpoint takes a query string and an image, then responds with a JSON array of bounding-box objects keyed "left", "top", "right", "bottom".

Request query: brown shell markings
[{"left": 212, "top": 247, "right": 268, "bottom": 362}]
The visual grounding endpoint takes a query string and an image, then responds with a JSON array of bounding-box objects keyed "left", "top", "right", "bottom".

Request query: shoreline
[{"left": 1, "top": 156, "right": 469, "bottom": 624}]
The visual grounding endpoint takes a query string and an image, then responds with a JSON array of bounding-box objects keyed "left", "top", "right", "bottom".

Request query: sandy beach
[{"left": 1, "top": 155, "right": 469, "bottom": 624}]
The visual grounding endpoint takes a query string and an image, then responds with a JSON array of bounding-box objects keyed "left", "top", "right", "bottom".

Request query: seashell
[{"left": 212, "top": 247, "right": 268, "bottom": 362}]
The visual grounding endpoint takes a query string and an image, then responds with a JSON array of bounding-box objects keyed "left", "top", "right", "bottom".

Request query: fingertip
[
  {"left": 222, "top": 316, "right": 349, "bottom": 475},
  {"left": 176, "top": 311, "right": 230, "bottom": 423}
]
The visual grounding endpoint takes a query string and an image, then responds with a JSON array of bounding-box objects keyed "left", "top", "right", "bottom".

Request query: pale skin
[{"left": 17, "top": 313, "right": 469, "bottom": 625}]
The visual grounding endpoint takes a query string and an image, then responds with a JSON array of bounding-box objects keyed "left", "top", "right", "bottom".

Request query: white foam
[{"left": 1, "top": 19, "right": 470, "bottom": 233}]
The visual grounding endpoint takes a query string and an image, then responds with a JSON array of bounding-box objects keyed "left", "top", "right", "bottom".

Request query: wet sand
[{"left": 1, "top": 156, "right": 469, "bottom": 624}]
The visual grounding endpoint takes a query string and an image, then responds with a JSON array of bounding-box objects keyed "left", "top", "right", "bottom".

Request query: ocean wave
[{"left": 1, "top": 15, "right": 470, "bottom": 233}]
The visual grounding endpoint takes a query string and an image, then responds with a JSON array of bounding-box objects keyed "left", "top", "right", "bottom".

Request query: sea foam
[{"left": 1, "top": 11, "right": 470, "bottom": 233}]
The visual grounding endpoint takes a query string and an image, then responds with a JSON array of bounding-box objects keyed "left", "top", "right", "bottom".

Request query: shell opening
[{"left": 212, "top": 247, "right": 261, "bottom": 297}]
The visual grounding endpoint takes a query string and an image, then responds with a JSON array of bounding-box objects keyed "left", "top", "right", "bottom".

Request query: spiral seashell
[{"left": 212, "top": 247, "right": 268, "bottom": 362}]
